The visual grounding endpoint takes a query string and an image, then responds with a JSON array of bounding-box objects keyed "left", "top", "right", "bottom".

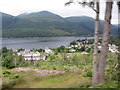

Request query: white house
[
  {"left": 17, "top": 50, "right": 42, "bottom": 61},
  {"left": 108, "top": 44, "right": 119, "bottom": 53},
  {"left": 32, "top": 51, "right": 41, "bottom": 60},
  {"left": 69, "top": 49, "right": 76, "bottom": 52},
  {"left": 17, "top": 51, "right": 23, "bottom": 56},
  {"left": 98, "top": 46, "right": 102, "bottom": 50},
  {"left": 24, "top": 53, "right": 33, "bottom": 61},
  {"left": 44, "top": 47, "right": 54, "bottom": 54},
  {"left": 40, "top": 54, "right": 47, "bottom": 60}
]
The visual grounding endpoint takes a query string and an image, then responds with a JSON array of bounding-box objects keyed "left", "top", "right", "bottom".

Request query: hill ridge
[{"left": 2, "top": 11, "right": 118, "bottom": 37}]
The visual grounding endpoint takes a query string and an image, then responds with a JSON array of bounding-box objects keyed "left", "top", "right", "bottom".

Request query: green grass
[
  {"left": 12, "top": 72, "right": 91, "bottom": 88},
  {"left": 2, "top": 52, "right": 118, "bottom": 88}
]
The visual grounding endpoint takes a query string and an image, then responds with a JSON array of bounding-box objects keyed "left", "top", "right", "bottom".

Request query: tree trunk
[
  {"left": 97, "top": 1, "right": 113, "bottom": 84},
  {"left": 92, "top": 2, "right": 100, "bottom": 87}
]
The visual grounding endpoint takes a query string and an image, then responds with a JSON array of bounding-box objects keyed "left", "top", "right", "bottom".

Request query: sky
[{"left": 0, "top": 0, "right": 119, "bottom": 24}]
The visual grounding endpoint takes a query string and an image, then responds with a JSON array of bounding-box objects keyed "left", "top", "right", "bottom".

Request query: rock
[{"left": 12, "top": 68, "right": 65, "bottom": 76}]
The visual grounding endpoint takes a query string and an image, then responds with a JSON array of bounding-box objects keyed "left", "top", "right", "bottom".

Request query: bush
[
  {"left": 53, "top": 67, "right": 57, "bottom": 70},
  {"left": 79, "top": 84, "right": 90, "bottom": 88},
  {"left": 76, "top": 65, "right": 84, "bottom": 69},
  {"left": 82, "top": 70, "right": 92, "bottom": 77},
  {"left": 3, "top": 70, "right": 11, "bottom": 77},
  {"left": 64, "top": 68, "right": 71, "bottom": 72},
  {"left": 11, "top": 74, "right": 21, "bottom": 79},
  {"left": 94, "top": 82, "right": 118, "bottom": 88}
]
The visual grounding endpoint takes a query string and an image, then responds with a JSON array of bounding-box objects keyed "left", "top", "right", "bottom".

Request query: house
[
  {"left": 24, "top": 53, "right": 33, "bottom": 61},
  {"left": 17, "top": 51, "right": 23, "bottom": 56},
  {"left": 40, "top": 54, "right": 47, "bottom": 60},
  {"left": 75, "top": 45, "right": 78, "bottom": 48},
  {"left": 17, "top": 50, "right": 43, "bottom": 61},
  {"left": 32, "top": 51, "right": 41, "bottom": 60},
  {"left": 108, "top": 44, "right": 119, "bottom": 53},
  {"left": 44, "top": 47, "right": 54, "bottom": 54},
  {"left": 69, "top": 49, "right": 76, "bottom": 52},
  {"left": 81, "top": 51, "right": 88, "bottom": 54},
  {"left": 98, "top": 46, "right": 102, "bottom": 50}
]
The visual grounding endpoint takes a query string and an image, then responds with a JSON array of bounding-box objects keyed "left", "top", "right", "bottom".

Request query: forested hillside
[{"left": 1, "top": 11, "right": 118, "bottom": 37}]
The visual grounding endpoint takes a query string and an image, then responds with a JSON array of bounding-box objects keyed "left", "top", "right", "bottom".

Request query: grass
[
  {"left": 12, "top": 72, "right": 91, "bottom": 88},
  {"left": 1, "top": 52, "right": 118, "bottom": 88}
]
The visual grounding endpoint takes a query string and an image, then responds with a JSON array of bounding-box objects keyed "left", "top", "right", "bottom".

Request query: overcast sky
[{"left": 0, "top": 0, "right": 118, "bottom": 24}]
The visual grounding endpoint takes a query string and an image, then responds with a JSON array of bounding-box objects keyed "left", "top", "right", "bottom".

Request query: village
[{"left": 14, "top": 39, "right": 119, "bottom": 62}]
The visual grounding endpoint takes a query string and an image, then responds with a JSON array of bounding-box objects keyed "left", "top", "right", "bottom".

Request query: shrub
[
  {"left": 11, "top": 74, "right": 21, "bottom": 79},
  {"left": 3, "top": 70, "right": 11, "bottom": 77},
  {"left": 53, "top": 67, "right": 57, "bottom": 70},
  {"left": 76, "top": 65, "right": 84, "bottom": 69},
  {"left": 79, "top": 84, "right": 90, "bottom": 88},
  {"left": 64, "top": 68, "right": 71, "bottom": 72},
  {"left": 82, "top": 70, "right": 92, "bottom": 77},
  {"left": 95, "top": 83, "right": 118, "bottom": 88}
]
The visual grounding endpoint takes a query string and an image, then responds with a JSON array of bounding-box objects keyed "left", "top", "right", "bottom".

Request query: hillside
[{"left": 2, "top": 11, "right": 118, "bottom": 37}]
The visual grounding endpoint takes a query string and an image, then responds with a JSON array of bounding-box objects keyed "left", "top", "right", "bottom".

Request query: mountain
[{"left": 2, "top": 11, "right": 118, "bottom": 37}]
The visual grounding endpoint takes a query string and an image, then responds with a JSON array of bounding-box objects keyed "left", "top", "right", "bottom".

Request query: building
[
  {"left": 32, "top": 51, "right": 41, "bottom": 60},
  {"left": 44, "top": 47, "right": 54, "bottom": 54},
  {"left": 81, "top": 51, "right": 88, "bottom": 54},
  {"left": 17, "top": 50, "right": 46, "bottom": 61},
  {"left": 40, "top": 54, "right": 47, "bottom": 60},
  {"left": 69, "top": 49, "right": 76, "bottom": 52}
]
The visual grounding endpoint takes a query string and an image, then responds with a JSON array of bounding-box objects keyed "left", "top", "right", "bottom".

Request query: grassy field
[
  {"left": 1, "top": 52, "right": 118, "bottom": 89},
  {"left": 12, "top": 72, "right": 91, "bottom": 88},
  {"left": 2, "top": 66, "right": 91, "bottom": 88}
]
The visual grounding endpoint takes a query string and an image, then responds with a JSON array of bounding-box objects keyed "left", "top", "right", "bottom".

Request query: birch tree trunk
[
  {"left": 97, "top": 1, "right": 113, "bottom": 84},
  {"left": 92, "top": 2, "right": 100, "bottom": 87}
]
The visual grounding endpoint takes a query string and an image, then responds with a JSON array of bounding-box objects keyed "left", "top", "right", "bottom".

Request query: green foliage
[
  {"left": 1, "top": 47, "right": 8, "bottom": 54},
  {"left": 82, "top": 70, "right": 92, "bottom": 77},
  {"left": 2, "top": 12, "right": 118, "bottom": 37},
  {"left": 64, "top": 68, "right": 71, "bottom": 72},
  {"left": 3, "top": 70, "right": 11, "bottom": 77},
  {"left": 79, "top": 84, "right": 90, "bottom": 88},
  {"left": 93, "top": 82, "right": 118, "bottom": 88},
  {"left": 56, "top": 46, "right": 65, "bottom": 53},
  {"left": 80, "top": 46, "right": 86, "bottom": 51},
  {"left": 11, "top": 74, "right": 21, "bottom": 79},
  {"left": 1, "top": 55, "right": 15, "bottom": 69},
  {"left": 76, "top": 65, "right": 84, "bottom": 69},
  {"left": 109, "top": 37, "right": 120, "bottom": 46},
  {"left": 3, "top": 70, "right": 21, "bottom": 80},
  {"left": 32, "top": 49, "right": 45, "bottom": 52},
  {"left": 17, "top": 48, "right": 24, "bottom": 52},
  {"left": 33, "top": 61, "right": 40, "bottom": 67},
  {"left": 53, "top": 67, "right": 57, "bottom": 70},
  {"left": 70, "top": 41, "right": 77, "bottom": 45},
  {"left": 0, "top": 47, "right": 29, "bottom": 69}
]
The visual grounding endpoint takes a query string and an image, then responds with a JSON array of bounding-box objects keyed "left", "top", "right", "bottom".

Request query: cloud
[{"left": 0, "top": 0, "right": 118, "bottom": 24}]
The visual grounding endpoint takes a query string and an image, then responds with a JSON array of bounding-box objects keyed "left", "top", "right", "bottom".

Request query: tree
[
  {"left": 8, "top": 49, "right": 13, "bottom": 55},
  {"left": 97, "top": 1, "right": 113, "bottom": 85},
  {"left": 92, "top": 1, "right": 100, "bottom": 86},
  {"left": 65, "top": 0, "right": 115, "bottom": 87},
  {"left": 17, "top": 48, "right": 24, "bottom": 52},
  {"left": 70, "top": 41, "right": 76, "bottom": 45},
  {"left": 65, "top": 0, "right": 100, "bottom": 86},
  {"left": 1, "top": 47, "right": 8, "bottom": 54},
  {"left": 57, "top": 46, "right": 65, "bottom": 53},
  {"left": 117, "top": 1, "right": 120, "bottom": 12}
]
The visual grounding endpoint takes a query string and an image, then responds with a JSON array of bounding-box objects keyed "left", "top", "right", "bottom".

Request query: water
[{"left": 1, "top": 36, "right": 93, "bottom": 50}]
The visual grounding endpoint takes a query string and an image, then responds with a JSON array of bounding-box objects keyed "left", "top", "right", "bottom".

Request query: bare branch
[
  {"left": 65, "top": 0, "right": 74, "bottom": 6},
  {"left": 65, "top": 0, "right": 98, "bottom": 13},
  {"left": 91, "top": 6, "right": 98, "bottom": 13},
  {"left": 78, "top": 1, "right": 97, "bottom": 13}
]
